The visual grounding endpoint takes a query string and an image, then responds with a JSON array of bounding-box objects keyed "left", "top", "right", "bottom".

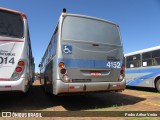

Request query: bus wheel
[
  {"left": 155, "top": 79, "right": 160, "bottom": 92},
  {"left": 44, "top": 80, "right": 51, "bottom": 95},
  {"left": 44, "top": 79, "right": 49, "bottom": 94},
  {"left": 44, "top": 80, "right": 47, "bottom": 92}
]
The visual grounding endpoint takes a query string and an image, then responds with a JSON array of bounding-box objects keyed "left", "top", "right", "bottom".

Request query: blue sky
[{"left": 1, "top": 0, "right": 160, "bottom": 72}]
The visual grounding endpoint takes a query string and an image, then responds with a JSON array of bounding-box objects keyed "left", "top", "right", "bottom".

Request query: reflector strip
[{"left": 0, "top": 78, "right": 10, "bottom": 81}]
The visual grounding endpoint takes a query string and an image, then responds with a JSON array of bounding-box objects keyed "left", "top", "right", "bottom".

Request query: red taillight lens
[
  {"left": 60, "top": 68, "right": 66, "bottom": 74},
  {"left": 120, "top": 64, "right": 125, "bottom": 75},
  {"left": 18, "top": 61, "right": 24, "bottom": 66},
  {"left": 121, "top": 64, "right": 125, "bottom": 71},
  {"left": 16, "top": 67, "right": 22, "bottom": 72}
]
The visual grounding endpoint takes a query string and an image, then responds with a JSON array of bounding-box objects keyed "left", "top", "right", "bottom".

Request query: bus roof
[
  {"left": 63, "top": 13, "right": 119, "bottom": 27},
  {"left": 0, "top": 7, "right": 27, "bottom": 19},
  {"left": 125, "top": 45, "right": 160, "bottom": 57}
]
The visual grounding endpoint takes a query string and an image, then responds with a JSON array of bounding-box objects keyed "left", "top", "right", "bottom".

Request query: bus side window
[
  {"left": 48, "top": 42, "right": 52, "bottom": 61},
  {"left": 152, "top": 49, "right": 160, "bottom": 66},
  {"left": 51, "top": 27, "right": 58, "bottom": 57},
  {"left": 155, "top": 58, "right": 160, "bottom": 65},
  {"left": 51, "top": 35, "right": 55, "bottom": 57},
  {"left": 126, "top": 54, "right": 141, "bottom": 68},
  {"left": 142, "top": 51, "right": 152, "bottom": 67},
  {"left": 142, "top": 50, "right": 160, "bottom": 67}
]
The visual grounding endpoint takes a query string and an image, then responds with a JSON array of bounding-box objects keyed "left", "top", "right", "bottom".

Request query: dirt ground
[{"left": 0, "top": 80, "right": 160, "bottom": 119}]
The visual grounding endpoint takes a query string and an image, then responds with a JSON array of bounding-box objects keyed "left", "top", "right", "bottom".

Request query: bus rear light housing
[
  {"left": 60, "top": 68, "right": 66, "bottom": 74},
  {"left": 16, "top": 67, "right": 23, "bottom": 73},
  {"left": 120, "top": 64, "right": 125, "bottom": 75},
  {"left": 63, "top": 75, "right": 70, "bottom": 83},
  {"left": 59, "top": 62, "right": 65, "bottom": 68},
  {"left": 118, "top": 64, "right": 125, "bottom": 81},
  {"left": 12, "top": 73, "right": 20, "bottom": 79},
  {"left": 18, "top": 61, "right": 25, "bottom": 66},
  {"left": 11, "top": 60, "right": 25, "bottom": 81}
]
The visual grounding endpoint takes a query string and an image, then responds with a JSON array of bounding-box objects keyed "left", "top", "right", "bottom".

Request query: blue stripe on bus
[
  {"left": 126, "top": 68, "right": 160, "bottom": 86},
  {"left": 57, "top": 58, "right": 122, "bottom": 69},
  {"left": 126, "top": 68, "right": 160, "bottom": 74}
]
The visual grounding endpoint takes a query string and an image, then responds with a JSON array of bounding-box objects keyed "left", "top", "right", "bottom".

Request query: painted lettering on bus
[
  {"left": 0, "top": 52, "right": 16, "bottom": 64},
  {"left": 0, "top": 52, "right": 15, "bottom": 56}
]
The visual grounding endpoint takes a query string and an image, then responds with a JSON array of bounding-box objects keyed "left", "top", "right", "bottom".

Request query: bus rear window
[
  {"left": 0, "top": 10, "right": 24, "bottom": 38},
  {"left": 62, "top": 16, "right": 121, "bottom": 45}
]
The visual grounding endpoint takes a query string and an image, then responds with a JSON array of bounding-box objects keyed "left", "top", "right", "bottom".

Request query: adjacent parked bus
[
  {"left": 0, "top": 7, "right": 34, "bottom": 93},
  {"left": 125, "top": 46, "right": 160, "bottom": 92},
  {"left": 39, "top": 9, "right": 125, "bottom": 95}
]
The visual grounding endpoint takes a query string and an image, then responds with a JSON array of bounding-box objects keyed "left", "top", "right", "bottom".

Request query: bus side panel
[
  {"left": 44, "top": 60, "right": 53, "bottom": 92},
  {"left": 126, "top": 67, "right": 160, "bottom": 88}
]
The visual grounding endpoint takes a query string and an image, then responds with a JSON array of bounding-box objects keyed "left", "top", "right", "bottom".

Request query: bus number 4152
[
  {"left": 106, "top": 61, "right": 121, "bottom": 68},
  {"left": 0, "top": 57, "right": 15, "bottom": 64}
]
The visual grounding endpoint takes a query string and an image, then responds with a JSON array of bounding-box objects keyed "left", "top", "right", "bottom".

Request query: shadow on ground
[
  {"left": 0, "top": 81, "right": 146, "bottom": 111},
  {"left": 57, "top": 92, "right": 146, "bottom": 110},
  {"left": 126, "top": 86, "right": 158, "bottom": 93}
]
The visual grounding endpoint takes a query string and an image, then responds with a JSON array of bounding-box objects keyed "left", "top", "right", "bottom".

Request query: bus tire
[
  {"left": 155, "top": 79, "right": 160, "bottom": 92},
  {"left": 44, "top": 79, "right": 52, "bottom": 96},
  {"left": 44, "top": 79, "right": 47, "bottom": 92},
  {"left": 44, "top": 79, "right": 49, "bottom": 94}
]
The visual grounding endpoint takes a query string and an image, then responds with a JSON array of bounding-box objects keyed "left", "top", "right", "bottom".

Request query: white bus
[
  {"left": 39, "top": 9, "right": 125, "bottom": 95},
  {"left": 0, "top": 7, "right": 34, "bottom": 93},
  {"left": 125, "top": 46, "right": 160, "bottom": 92}
]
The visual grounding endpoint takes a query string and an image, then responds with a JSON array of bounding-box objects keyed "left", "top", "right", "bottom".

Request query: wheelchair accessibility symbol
[{"left": 63, "top": 45, "right": 72, "bottom": 54}]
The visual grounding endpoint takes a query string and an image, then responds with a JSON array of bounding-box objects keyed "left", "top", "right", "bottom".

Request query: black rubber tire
[
  {"left": 155, "top": 79, "right": 160, "bottom": 92},
  {"left": 44, "top": 79, "right": 47, "bottom": 93}
]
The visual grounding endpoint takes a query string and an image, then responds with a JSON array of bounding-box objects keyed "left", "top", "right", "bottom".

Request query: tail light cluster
[
  {"left": 11, "top": 60, "right": 25, "bottom": 80},
  {"left": 16, "top": 61, "right": 24, "bottom": 72},
  {"left": 118, "top": 64, "right": 125, "bottom": 81},
  {"left": 59, "top": 62, "right": 70, "bottom": 83},
  {"left": 120, "top": 64, "right": 125, "bottom": 75}
]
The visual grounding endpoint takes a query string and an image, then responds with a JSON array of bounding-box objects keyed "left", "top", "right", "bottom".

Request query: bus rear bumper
[
  {"left": 54, "top": 78, "right": 126, "bottom": 95},
  {"left": 0, "top": 78, "right": 26, "bottom": 92}
]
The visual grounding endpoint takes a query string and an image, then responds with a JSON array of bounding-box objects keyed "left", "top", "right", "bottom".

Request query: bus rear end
[
  {"left": 55, "top": 14, "right": 125, "bottom": 95},
  {"left": 0, "top": 8, "right": 28, "bottom": 92}
]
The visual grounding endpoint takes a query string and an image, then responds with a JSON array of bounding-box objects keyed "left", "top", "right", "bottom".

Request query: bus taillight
[
  {"left": 118, "top": 64, "right": 125, "bottom": 81},
  {"left": 11, "top": 60, "right": 25, "bottom": 80},
  {"left": 60, "top": 68, "right": 66, "bottom": 74},
  {"left": 59, "top": 61, "right": 66, "bottom": 74},
  {"left": 16, "top": 67, "right": 22, "bottom": 73},
  {"left": 120, "top": 64, "right": 125, "bottom": 75},
  {"left": 59, "top": 62, "right": 70, "bottom": 82},
  {"left": 18, "top": 61, "right": 25, "bottom": 66},
  {"left": 59, "top": 62, "right": 65, "bottom": 68}
]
